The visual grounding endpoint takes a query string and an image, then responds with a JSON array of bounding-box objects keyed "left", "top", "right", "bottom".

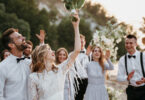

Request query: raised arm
[
  {"left": 104, "top": 50, "right": 114, "bottom": 70},
  {"left": 62, "top": 14, "right": 81, "bottom": 73}
]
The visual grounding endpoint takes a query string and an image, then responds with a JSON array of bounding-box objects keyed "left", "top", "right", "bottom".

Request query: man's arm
[{"left": 0, "top": 66, "right": 6, "bottom": 100}]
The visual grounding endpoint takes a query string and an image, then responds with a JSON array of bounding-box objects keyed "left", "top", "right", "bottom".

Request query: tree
[
  {"left": 57, "top": 16, "right": 92, "bottom": 51},
  {"left": 0, "top": 3, "right": 30, "bottom": 52}
]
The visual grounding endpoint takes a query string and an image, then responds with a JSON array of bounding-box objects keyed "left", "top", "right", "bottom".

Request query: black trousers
[
  {"left": 126, "top": 85, "right": 145, "bottom": 100},
  {"left": 74, "top": 78, "right": 88, "bottom": 100}
]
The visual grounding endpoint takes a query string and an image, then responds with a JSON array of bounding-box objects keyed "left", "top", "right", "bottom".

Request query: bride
[{"left": 28, "top": 14, "right": 81, "bottom": 100}]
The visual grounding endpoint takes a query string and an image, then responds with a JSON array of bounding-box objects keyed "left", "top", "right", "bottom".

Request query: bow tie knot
[
  {"left": 128, "top": 55, "right": 136, "bottom": 59},
  {"left": 80, "top": 51, "right": 85, "bottom": 53},
  {"left": 16, "top": 57, "right": 30, "bottom": 63}
]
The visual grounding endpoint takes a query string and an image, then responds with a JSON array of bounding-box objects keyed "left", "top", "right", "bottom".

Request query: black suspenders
[
  {"left": 140, "top": 52, "right": 145, "bottom": 77},
  {"left": 125, "top": 54, "right": 129, "bottom": 75},
  {"left": 125, "top": 52, "right": 145, "bottom": 78}
]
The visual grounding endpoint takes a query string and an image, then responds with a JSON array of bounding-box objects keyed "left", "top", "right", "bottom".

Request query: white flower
[
  {"left": 91, "top": 20, "right": 124, "bottom": 62},
  {"left": 71, "top": 9, "right": 77, "bottom": 14},
  {"left": 116, "top": 38, "right": 122, "bottom": 43}
]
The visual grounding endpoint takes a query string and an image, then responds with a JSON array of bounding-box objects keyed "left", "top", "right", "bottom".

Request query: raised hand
[
  {"left": 127, "top": 70, "right": 135, "bottom": 81},
  {"left": 72, "top": 12, "right": 80, "bottom": 28},
  {"left": 105, "top": 50, "right": 110, "bottom": 60},
  {"left": 36, "top": 30, "right": 45, "bottom": 44},
  {"left": 136, "top": 77, "right": 145, "bottom": 85}
]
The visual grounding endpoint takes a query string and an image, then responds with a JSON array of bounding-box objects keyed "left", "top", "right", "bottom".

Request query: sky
[
  {"left": 91, "top": 0, "right": 145, "bottom": 47},
  {"left": 91, "top": 0, "right": 145, "bottom": 28}
]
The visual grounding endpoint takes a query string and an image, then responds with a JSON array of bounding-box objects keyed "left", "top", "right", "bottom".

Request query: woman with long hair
[
  {"left": 56, "top": 48, "right": 68, "bottom": 65},
  {"left": 28, "top": 14, "right": 81, "bottom": 100},
  {"left": 56, "top": 48, "right": 77, "bottom": 100},
  {"left": 84, "top": 46, "right": 114, "bottom": 100}
]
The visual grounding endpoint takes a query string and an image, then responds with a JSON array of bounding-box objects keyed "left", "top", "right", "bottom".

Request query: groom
[{"left": 0, "top": 28, "right": 31, "bottom": 100}]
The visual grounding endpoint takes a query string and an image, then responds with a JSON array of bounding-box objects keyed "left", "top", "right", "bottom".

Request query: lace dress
[{"left": 28, "top": 60, "right": 70, "bottom": 100}]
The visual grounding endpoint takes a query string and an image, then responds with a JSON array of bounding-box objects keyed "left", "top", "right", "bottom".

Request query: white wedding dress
[{"left": 28, "top": 60, "right": 70, "bottom": 100}]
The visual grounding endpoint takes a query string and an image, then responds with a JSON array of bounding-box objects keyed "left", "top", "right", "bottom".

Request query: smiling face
[
  {"left": 9, "top": 32, "right": 27, "bottom": 51},
  {"left": 125, "top": 38, "right": 137, "bottom": 54},
  {"left": 58, "top": 50, "right": 67, "bottom": 63},
  {"left": 92, "top": 47, "right": 101, "bottom": 60},
  {"left": 56, "top": 48, "right": 68, "bottom": 64},
  {"left": 24, "top": 44, "right": 32, "bottom": 56}
]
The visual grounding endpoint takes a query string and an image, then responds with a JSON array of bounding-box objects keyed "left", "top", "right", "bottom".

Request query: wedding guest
[
  {"left": 74, "top": 34, "right": 89, "bottom": 100},
  {"left": 84, "top": 46, "right": 114, "bottom": 100},
  {"left": 56, "top": 48, "right": 71, "bottom": 100},
  {"left": 28, "top": 14, "right": 81, "bottom": 100},
  {"left": 117, "top": 34, "right": 145, "bottom": 100},
  {"left": 23, "top": 40, "right": 33, "bottom": 58},
  {"left": 1, "top": 49, "right": 11, "bottom": 61},
  {"left": 56, "top": 48, "right": 68, "bottom": 65},
  {"left": 0, "top": 28, "right": 31, "bottom": 100}
]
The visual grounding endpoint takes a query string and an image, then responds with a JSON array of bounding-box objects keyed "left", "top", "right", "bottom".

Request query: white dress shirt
[
  {"left": 0, "top": 54, "right": 31, "bottom": 100},
  {"left": 117, "top": 50, "right": 145, "bottom": 87}
]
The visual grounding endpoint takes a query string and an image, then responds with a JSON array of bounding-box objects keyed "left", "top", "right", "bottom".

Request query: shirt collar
[{"left": 80, "top": 48, "right": 86, "bottom": 53}]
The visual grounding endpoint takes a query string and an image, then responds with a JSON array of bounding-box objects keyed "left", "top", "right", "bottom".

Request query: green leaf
[{"left": 77, "top": 0, "right": 86, "bottom": 9}]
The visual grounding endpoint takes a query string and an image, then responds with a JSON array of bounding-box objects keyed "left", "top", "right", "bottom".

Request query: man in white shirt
[
  {"left": 0, "top": 28, "right": 31, "bottom": 100},
  {"left": 117, "top": 34, "right": 145, "bottom": 100},
  {"left": 74, "top": 34, "right": 89, "bottom": 100}
]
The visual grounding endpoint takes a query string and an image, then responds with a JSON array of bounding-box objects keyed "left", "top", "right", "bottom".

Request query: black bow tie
[
  {"left": 16, "top": 57, "right": 30, "bottom": 63},
  {"left": 128, "top": 55, "right": 136, "bottom": 59},
  {"left": 80, "top": 51, "right": 85, "bottom": 53}
]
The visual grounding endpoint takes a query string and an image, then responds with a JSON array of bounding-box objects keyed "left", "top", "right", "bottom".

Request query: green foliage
[
  {"left": 57, "top": 16, "right": 92, "bottom": 51},
  {"left": 0, "top": 3, "right": 5, "bottom": 12},
  {"left": 0, "top": 3, "right": 30, "bottom": 52},
  {"left": 63, "top": 0, "right": 86, "bottom": 10}
]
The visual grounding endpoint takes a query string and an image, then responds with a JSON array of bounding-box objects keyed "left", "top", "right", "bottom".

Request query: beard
[{"left": 15, "top": 43, "right": 28, "bottom": 51}]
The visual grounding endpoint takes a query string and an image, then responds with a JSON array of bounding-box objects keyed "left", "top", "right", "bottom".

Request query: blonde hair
[
  {"left": 56, "top": 48, "right": 68, "bottom": 64},
  {"left": 92, "top": 46, "right": 105, "bottom": 72},
  {"left": 30, "top": 44, "right": 57, "bottom": 73}
]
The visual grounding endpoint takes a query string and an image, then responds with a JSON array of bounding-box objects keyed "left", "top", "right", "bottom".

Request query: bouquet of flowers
[
  {"left": 107, "top": 87, "right": 122, "bottom": 100},
  {"left": 90, "top": 20, "right": 125, "bottom": 61},
  {"left": 62, "top": 0, "right": 86, "bottom": 21}
]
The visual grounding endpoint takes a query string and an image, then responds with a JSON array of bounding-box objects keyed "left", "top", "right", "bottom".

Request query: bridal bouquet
[
  {"left": 107, "top": 87, "right": 122, "bottom": 100},
  {"left": 62, "top": 0, "right": 86, "bottom": 21},
  {"left": 90, "top": 20, "right": 124, "bottom": 61}
]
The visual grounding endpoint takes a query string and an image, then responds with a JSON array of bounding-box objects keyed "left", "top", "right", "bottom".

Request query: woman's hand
[
  {"left": 72, "top": 12, "right": 80, "bottom": 28},
  {"left": 105, "top": 50, "right": 110, "bottom": 60}
]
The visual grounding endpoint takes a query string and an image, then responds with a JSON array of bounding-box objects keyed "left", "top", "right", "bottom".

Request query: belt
[{"left": 128, "top": 85, "right": 145, "bottom": 90}]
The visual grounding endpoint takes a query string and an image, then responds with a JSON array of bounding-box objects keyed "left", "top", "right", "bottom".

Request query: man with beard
[{"left": 0, "top": 28, "right": 31, "bottom": 100}]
